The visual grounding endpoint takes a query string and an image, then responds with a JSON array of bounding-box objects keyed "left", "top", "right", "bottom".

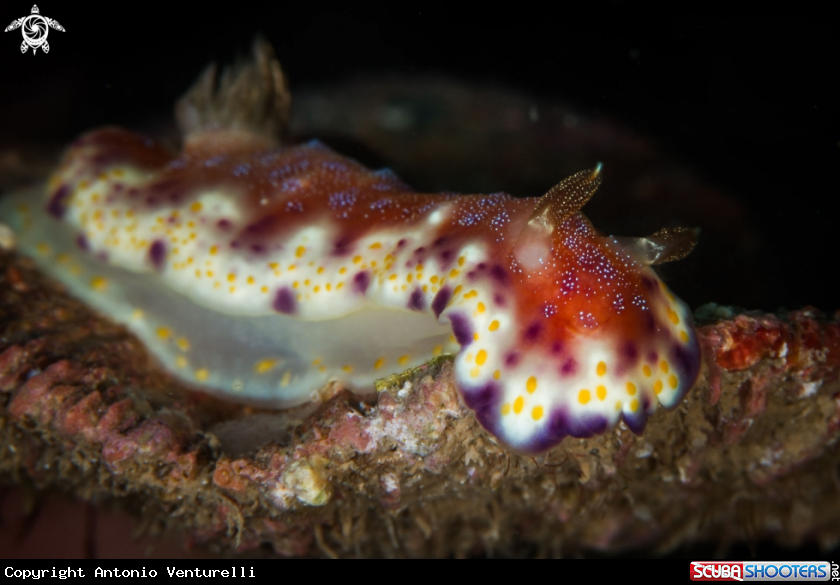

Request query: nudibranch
[{"left": 0, "top": 42, "right": 701, "bottom": 454}]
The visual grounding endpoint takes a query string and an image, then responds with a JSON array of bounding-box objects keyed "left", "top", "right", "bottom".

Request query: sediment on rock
[{"left": 1, "top": 249, "right": 839, "bottom": 557}]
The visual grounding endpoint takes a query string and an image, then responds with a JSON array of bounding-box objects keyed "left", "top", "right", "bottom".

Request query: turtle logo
[{"left": 5, "top": 5, "right": 65, "bottom": 54}]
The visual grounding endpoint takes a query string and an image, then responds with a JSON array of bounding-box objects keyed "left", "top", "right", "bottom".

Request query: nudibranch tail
[{"left": 0, "top": 42, "right": 702, "bottom": 454}]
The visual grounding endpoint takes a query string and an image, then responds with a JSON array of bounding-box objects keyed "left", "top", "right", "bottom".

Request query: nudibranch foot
[{"left": 0, "top": 41, "right": 702, "bottom": 452}]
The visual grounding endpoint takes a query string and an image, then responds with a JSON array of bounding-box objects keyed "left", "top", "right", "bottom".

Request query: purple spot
[
  {"left": 217, "top": 219, "right": 232, "bottom": 230},
  {"left": 414, "top": 247, "right": 426, "bottom": 255},
  {"left": 95, "top": 251, "right": 109, "bottom": 262},
  {"left": 523, "top": 322, "right": 542, "bottom": 343},
  {"left": 332, "top": 235, "right": 352, "bottom": 256},
  {"left": 439, "top": 249, "right": 454, "bottom": 265},
  {"left": 230, "top": 240, "right": 240, "bottom": 249},
  {"left": 353, "top": 271, "right": 370, "bottom": 294},
  {"left": 493, "top": 293, "right": 505, "bottom": 306},
  {"left": 647, "top": 351, "right": 658, "bottom": 364},
  {"left": 396, "top": 239, "right": 407, "bottom": 250},
  {"left": 250, "top": 244, "right": 265, "bottom": 254},
  {"left": 561, "top": 358, "right": 577, "bottom": 376},
  {"left": 505, "top": 352, "right": 520, "bottom": 367},
  {"left": 550, "top": 341, "right": 564, "bottom": 355},
  {"left": 622, "top": 341, "right": 639, "bottom": 362},
  {"left": 112, "top": 183, "right": 124, "bottom": 192},
  {"left": 46, "top": 185, "right": 70, "bottom": 218},
  {"left": 408, "top": 287, "right": 425, "bottom": 311},
  {"left": 431, "top": 286, "right": 451, "bottom": 318},
  {"left": 128, "top": 188, "right": 139, "bottom": 198},
  {"left": 76, "top": 234, "right": 90, "bottom": 251},
  {"left": 449, "top": 313, "right": 473, "bottom": 346},
  {"left": 148, "top": 239, "right": 166, "bottom": 270},
  {"left": 272, "top": 287, "right": 296, "bottom": 314},
  {"left": 490, "top": 264, "right": 509, "bottom": 285},
  {"left": 641, "top": 276, "right": 657, "bottom": 291}
]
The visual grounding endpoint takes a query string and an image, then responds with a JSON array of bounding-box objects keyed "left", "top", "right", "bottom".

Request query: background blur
[{"left": 1, "top": 5, "right": 837, "bottom": 313}]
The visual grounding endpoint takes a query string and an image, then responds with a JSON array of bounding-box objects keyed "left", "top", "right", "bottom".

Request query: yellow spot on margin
[
  {"left": 255, "top": 359, "right": 278, "bottom": 374},
  {"left": 374, "top": 358, "right": 385, "bottom": 370},
  {"left": 398, "top": 355, "right": 410, "bottom": 366},
  {"left": 660, "top": 360, "right": 670, "bottom": 373},
  {"left": 195, "top": 369, "right": 209, "bottom": 382},
  {"left": 156, "top": 327, "right": 171, "bottom": 340},
  {"left": 669, "top": 375, "right": 678, "bottom": 389},
  {"left": 532, "top": 406, "right": 544, "bottom": 421},
  {"left": 90, "top": 276, "right": 108, "bottom": 291},
  {"left": 177, "top": 338, "right": 190, "bottom": 351}
]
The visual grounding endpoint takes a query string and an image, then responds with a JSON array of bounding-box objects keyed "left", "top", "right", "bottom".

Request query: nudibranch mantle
[{"left": 0, "top": 43, "right": 701, "bottom": 454}]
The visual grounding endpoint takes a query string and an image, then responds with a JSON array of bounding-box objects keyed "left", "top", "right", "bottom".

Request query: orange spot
[
  {"left": 578, "top": 390, "right": 591, "bottom": 405},
  {"left": 679, "top": 330, "right": 689, "bottom": 343},
  {"left": 626, "top": 382, "right": 637, "bottom": 396},
  {"left": 339, "top": 267, "right": 347, "bottom": 275},
  {"left": 532, "top": 406, "right": 544, "bottom": 421},
  {"left": 643, "top": 365, "right": 652, "bottom": 377},
  {"left": 398, "top": 355, "right": 410, "bottom": 366},
  {"left": 227, "top": 273, "right": 236, "bottom": 282},
  {"left": 374, "top": 358, "right": 385, "bottom": 370},
  {"left": 317, "top": 266, "right": 325, "bottom": 274},
  {"left": 669, "top": 375, "right": 678, "bottom": 389},
  {"left": 209, "top": 245, "right": 218, "bottom": 256},
  {"left": 660, "top": 360, "right": 669, "bottom": 374},
  {"left": 668, "top": 309, "right": 680, "bottom": 325},
  {"left": 596, "top": 385, "right": 607, "bottom": 400},
  {"left": 430, "top": 275, "right": 439, "bottom": 283},
  {"left": 493, "top": 370, "right": 501, "bottom": 380},
  {"left": 526, "top": 376, "right": 537, "bottom": 394},
  {"left": 513, "top": 396, "right": 524, "bottom": 414},
  {"left": 296, "top": 246, "right": 306, "bottom": 258},
  {"left": 489, "top": 320, "right": 499, "bottom": 331},
  {"left": 654, "top": 380, "right": 663, "bottom": 394},
  {"left": 369, "top": 242, "right": 382, "bottom": 249},
  {"left": 458, "top": 256, "right": 465, "bottom": 267},
  {"left": 596, "top": 361, "right": 607, "bottom": 376},
  {"left": 190, "top": 202, "right": 202, "bottom": 212},
  {"left": 353, "top": 255, "right": 362, "bottom": 264}
]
